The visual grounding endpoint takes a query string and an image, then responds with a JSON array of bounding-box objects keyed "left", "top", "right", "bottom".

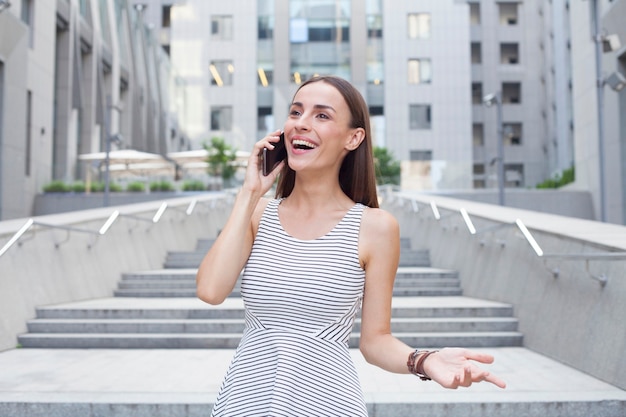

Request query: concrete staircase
[
  {"left": 18, "top": 238, "right": 523, "bottom": 349},
  {"left": 9, "top": 238, "right": 626, "bottom": 417}
]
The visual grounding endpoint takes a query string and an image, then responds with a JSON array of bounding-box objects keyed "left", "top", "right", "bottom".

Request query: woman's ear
[{"left": 345, "top": 128, "right": 366, "bottom": 151}]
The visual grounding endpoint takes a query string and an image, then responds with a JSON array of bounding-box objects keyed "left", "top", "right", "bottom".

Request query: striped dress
[{"left": 210, "top": 198, "right": 368, "bottom": 417}]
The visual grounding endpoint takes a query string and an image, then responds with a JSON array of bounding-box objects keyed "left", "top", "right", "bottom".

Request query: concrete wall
[
  {"left": 0, "top": 192, "right": 232, "bottom": 351},
  {"left": 385, "top": 191, "right": 626, "bottom": 390}
]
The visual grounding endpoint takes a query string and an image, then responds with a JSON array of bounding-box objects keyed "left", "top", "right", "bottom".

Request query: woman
[{"left": 197, "top": 75, "right": 506, "bottom": 416}]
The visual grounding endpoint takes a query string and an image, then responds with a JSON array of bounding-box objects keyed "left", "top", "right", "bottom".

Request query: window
[
  {"left": 211, "top": 15, "right": 233, "bottom": 40},
  {"left": 471, "top": 43, "right": 482, "bottom": 64},
  {"left": 470, "top": 3, "right": 480, "bottom": 25},
  {"left": 408, "top": 59, "right": 432, "bottom": 84},
  {"left": 211, "top": 106, "right": 233, "bottom": 131},
  {"left": 503, "top": 123, "right": 523, "bottom": 145},
  {"left": 257, "top": 67, "right": 273, "bottom": 87},
  {"left": 502, "top": 82, "right": 521, "bottom": 103},
  {"left": 410, "top": 150, "right": 432, "bottom": 161},
  {"left": 499, "top": 3, "right": 518, "bottom": 25},
  {"left": 500, "top": 43, "right": 520, "bottom": 64},
  {"left": 21, "top": 0, "right": 35, "bottom": 48},
  {"left": 258, "top": 107, "right": 273, "bottom": 131},
  {"left": 258, "top": 16, "right": 274, "bottom": 39},
  {"left": 409, "top": 104, "right": 431, "bottom": 129},
  {"left": 209, "top": 61, "right": 234, "bottom": 86},
  {"left": 505, "top": 163, "right": 524, "bottom": 187},
  {"left": 162, "top": 5, "right": 171, "bottom": 28},
  {"left": 407, "top": 13, "right": 430, "bottom": 39},
  {"left": 367, "top": 14, "right": 383, "bottom": 38},
  {"left": 473, "top": 123, "right": 484, "bottom": 146},
  {"left": 472, "top": 83, "right": 483, "bottom": 104}
]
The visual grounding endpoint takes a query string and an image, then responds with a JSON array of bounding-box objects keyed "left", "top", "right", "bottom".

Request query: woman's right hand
[{"left": 242, "top": 130, "right": 286, "bottom": 196}]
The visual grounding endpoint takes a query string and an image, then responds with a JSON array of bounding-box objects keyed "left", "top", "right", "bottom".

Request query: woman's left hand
[{"left": 423, "top": 348, "right": 507, "bottom": 389}]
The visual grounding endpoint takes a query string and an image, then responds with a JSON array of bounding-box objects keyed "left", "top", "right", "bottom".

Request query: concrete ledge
[{"left": 386, "top": 192, "right": 626, "bottom": 390}]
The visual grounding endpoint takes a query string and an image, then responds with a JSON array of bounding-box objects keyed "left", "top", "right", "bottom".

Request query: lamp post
[{"left": 483, "top": 92, "right": 505, "bottom": 206}]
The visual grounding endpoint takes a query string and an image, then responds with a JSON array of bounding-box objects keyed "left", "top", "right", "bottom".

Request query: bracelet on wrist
[{"left": 407, "top": 349, "right": 438, "bottom": 381}]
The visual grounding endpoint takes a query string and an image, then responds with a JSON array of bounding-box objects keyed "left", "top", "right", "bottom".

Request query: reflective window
[
  {"left": 210, "top": 61, "right": 234, "bottom": 86},
  {"left": 409, "top": 104, "right": 432, "bottom": 129},
  {"left": 211, "top": 106, "right": 233, "bottom": 131},
  {"left": 408, "top": 59, "right": 432, "bottom": 84},
  {"left": 408, "top": 13, "right": 430, "bottom": 40},
  {"left": 212, "top": 15, "right": 234, "bottom": 40}
]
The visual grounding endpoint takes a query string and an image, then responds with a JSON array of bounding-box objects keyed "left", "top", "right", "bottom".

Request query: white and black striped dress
[{"left": 210, "top": 198, "right": 368, "bottom": 417}]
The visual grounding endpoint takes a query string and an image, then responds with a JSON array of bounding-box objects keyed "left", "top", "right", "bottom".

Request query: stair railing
[
  {"left": 396, "top": 196, "right": 626, "bottom": 288},
  {"left": 0, "top": 197, "right": 212, "bottom": 258}
]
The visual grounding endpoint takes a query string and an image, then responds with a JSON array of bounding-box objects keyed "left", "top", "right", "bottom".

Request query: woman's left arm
[{"left": 358, "top": 208, "right": 506, "bottom": 389}]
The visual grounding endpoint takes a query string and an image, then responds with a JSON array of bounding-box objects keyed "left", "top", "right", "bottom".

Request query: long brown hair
[{"left": 275, "top": 76, "right": 379, "bottom": 208}]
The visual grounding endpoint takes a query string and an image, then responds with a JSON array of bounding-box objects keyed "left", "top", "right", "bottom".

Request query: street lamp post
[{"left": 483, "top": 92, "right": 505, "bottom": 206}]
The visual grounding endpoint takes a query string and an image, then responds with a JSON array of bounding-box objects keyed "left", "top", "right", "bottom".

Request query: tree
[
  {"left": 373, "top": 146, "right": 401, "bottom": 185},
  {"left": 204, "top": 137, "right": 238, "bottom": 186}
]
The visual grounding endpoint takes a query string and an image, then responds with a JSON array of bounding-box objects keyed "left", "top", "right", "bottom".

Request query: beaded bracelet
[{"left": 407, "top": 349, "right": 438, "bottom": 381}]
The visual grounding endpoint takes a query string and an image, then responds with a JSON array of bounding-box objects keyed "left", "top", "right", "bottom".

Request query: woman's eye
[
  {"left": 317, "top": 113, "right": 329, "bottom": 119},
  {"left": 290, "top": 110, "right": 301, "bottom": 116}
]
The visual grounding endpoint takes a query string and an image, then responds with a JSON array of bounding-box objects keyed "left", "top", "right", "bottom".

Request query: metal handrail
[
  {"left": 396, "top": 196, "right": 626, "bottom": 287},
  {"left": 0, "top": 198, "right": 207, "bottom": 258}
]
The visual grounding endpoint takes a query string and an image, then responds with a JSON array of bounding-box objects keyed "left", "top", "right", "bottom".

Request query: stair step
[
  {"left": 26, "top": 317, "right": 517, "bottom": 334},
  {"left": 18, "top": 331, "right": 523, "bottom": 349}
]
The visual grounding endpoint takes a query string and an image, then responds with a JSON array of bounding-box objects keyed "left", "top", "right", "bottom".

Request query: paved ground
[{"left": 1, "top": 346, "right": 625, "bottom": 407}]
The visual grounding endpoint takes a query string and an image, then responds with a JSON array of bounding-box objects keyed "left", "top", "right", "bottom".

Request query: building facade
[
  {"left": 0, "top": 0, "right": 188, "bottom": 220},
  {"left": 2, "top": 0, "right": 625, "bottom": 223}
]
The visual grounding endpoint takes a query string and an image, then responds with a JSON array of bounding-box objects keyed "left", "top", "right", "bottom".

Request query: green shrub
[
  {"left": 536, "top": 166, "right": 575, "bottom": 189},
  {"left": 43, "top": 180, "right": 71, "bottom": 193},
  {"left": 182, "top": 180, "right": 206, "bottom": 191},
  {"left": 126, "top": 181, "right": 145, "bottom": 192},
  {"left": 71, "top": 182, "right": 86, "bottom": 193},
  {"left": 150, "top": 180, "right": 175, "bottom": 192}
]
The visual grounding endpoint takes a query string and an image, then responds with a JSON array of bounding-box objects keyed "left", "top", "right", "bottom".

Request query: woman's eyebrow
[{"left": 290, "top": 101, "right": 336, "bottom": 113}]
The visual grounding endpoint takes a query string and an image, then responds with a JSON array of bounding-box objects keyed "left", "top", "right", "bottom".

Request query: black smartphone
[{"left": 262, "top": 132, "right": 287, "bottom": 176}]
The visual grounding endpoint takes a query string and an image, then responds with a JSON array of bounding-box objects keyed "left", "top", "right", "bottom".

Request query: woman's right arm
[{"left": 196, "top": 131, "right": 285, "bottom": 305}]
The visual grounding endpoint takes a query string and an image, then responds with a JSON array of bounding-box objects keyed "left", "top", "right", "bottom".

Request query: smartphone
[{"left": 262, "top": 132, "right": 287, "bottom": 176}]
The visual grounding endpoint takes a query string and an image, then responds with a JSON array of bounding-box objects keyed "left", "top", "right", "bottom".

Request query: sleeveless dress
[{"left": 210, "top": 198, "right": 368, "bottom": 417}]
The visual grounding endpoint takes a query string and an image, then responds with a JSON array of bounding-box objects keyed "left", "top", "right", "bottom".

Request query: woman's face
[{"left": 284, "top": 81, "right": 359, "bottom": 173}]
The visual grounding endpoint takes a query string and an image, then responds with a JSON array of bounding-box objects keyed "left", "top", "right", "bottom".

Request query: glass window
[
  {"left": 505, "top": 163, "right": 524, "bottom": 187},
  {"left": 211, "top": 15, "right": 233, "bottom": 40},
  {"left": 503, "top": 123, "right": 523, "bottom": 145},
  {"left": 472, "top": 83, "right": 483, "bottom": 104},
  {"left": 162, "top": 5, "right": 172, "bottom": 28},
  {"left": 471, "top": 43, "right": 482, "bottom": 64},
  {"left": 410, "top": 150, "right": 432, "bottom": 161},
  {"left": 473, "top": 123, "right": 484, "bottom": 146},
  {"left": 21, "top": 0, "right": 35, "bottom": 47},
  {"left": 499, "top": 3, "right": 518, "bottom": 25},
  {"left": 502, "top": 82, "right": 521, "bottom": 103},
  {"left": 209, "top": 61, "right": 234, "bottom": 86},
  {"left": 408, "top": 13, "right": 430, "bottom": 40},
  {"left": 408, "top": 59, "right": 432, "bottom": 84},
  {"left": 258, "top": 16, "right": 274, "bottom": 39},
  {"left": 409, "top": 104, "right": 431, "bottom": 129},
  {"left": 258, "top": 107, "right": 273, "bottom": 131},
  {"left": 257, "top": 66, "right": 273, "bottom": 87},
  {"left": 470, "top": 3, "right": 480, "bottom": 25},
  {"left": 211, "top": 106, "right": 233, "bottom": 131},
  {"left": 500, "top": 43, "right": 520, "bottom": 64}
]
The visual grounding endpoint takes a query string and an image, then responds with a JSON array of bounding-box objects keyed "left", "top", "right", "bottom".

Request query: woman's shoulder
[{"left": 360, "top": 207, "right": 399, "bottom": 238}]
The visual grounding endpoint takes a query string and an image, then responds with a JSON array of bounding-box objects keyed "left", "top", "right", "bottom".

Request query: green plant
[
  {"left": 536, "top": 166, "right": 575, "bottom": 189},
  {"left": 182, "top": 180, "right": 206, "bottom": 191},
  {"left": 373, "top": 147, "right": 401, "bottom": 186},
  {"left": 71, "top": 181, "right": 86, "bottom": 192},
  {"left": 126, "top": 181, "right": 145, "bottom": 192},
  {"left": 43, "top": 180, "right": 71, "bottom": 193},
  {"left": 150, "top": 180, "right": 175, "bottom": 192},
  {"left": 204, "top": 137, "right": 237, "bottom": 181}
]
